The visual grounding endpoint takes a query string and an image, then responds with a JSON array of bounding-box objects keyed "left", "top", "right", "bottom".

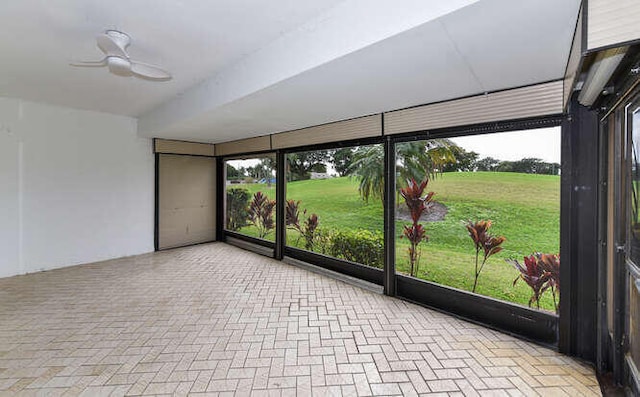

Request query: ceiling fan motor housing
[{"left": 107, "top": 56, "right": 132, "bottom": 77}]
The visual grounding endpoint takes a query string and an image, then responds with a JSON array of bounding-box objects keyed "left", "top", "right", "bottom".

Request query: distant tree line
[
  {"left": 226, "top": 144, "right": 560, "bottom": 191},
  {"left": 441, "top": 148, "right": 560, "bottom": 175}
]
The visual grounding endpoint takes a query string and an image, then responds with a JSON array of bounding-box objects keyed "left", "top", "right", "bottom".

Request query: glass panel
[
  {"left": 394, "top": 128, "right": 561, "bottom": 313},
  {"left": 285, "top": 145, "right": 384, "bottom": 268},
  {"left": 224, "top": 154, "right": 277, "bottom": 242},
  {"left": 630, "top": 275, "right": 640, "bottom": 369}
]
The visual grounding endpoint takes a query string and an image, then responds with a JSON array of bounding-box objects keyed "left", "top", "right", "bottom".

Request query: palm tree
[
  {"left": 350, "top": 139, "right": 460, "bottom": 203},
  {"left": 350, "top": 145, "right": 385, "bottom": 203}
]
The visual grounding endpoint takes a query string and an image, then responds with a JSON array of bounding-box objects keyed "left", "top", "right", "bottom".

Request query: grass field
[{"left": 228, "top": 172, "right": 560, "bottom": 311}]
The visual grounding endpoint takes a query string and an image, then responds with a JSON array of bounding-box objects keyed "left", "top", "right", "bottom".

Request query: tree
[
  {"left": 350, "top": 145, "right": 385, "bottom": 203},
  {"left": 330, "top": 147, "right": 356, "bottom": 176},
  {"left": 475, "top": 157, "right": 500, "bottom": 172},
  {"left": 495, "top": 161, "right": 514, "bottom": 173},
  {"left": 350, "top": 139, "right": 460, "bottom": 203},
  {"left": 397, "top": 140, "right": 460, "bottom": 181},
  {"left": 441, "top": 149, "right": 479, "bottom": 172},
  {"left": 287, "top": 151, "right": 330, "bottom": 181},
  {"left": 259, "top": 157, "right": 275, "bottom": 186},
  {"left": 494, "top": 158, "right": 560, "bottom": 175},
  {"left": 226, "top": 164, "right": 244, "bottom": 180}
]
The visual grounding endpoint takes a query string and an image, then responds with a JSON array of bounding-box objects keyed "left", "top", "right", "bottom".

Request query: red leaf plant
[
  {"left": 248, "top": 192, "right": 276, "bottom": 239},
  {"left": 302, "top": 214, "right": 319, "bottom": 251},
  {"left": 508, "top": 253, "right": 560, "bottom": 310},
  {"left": 285, "top": 199, "right": 320, "bottom": 250},
  {"left": 285, "top": 199, "right": 302, "bottom": 230},
  {"left": 400, "top": 179, "right": 435, "bottom": 277},
  {"left": 538, "top": 253, "right": 560, "bottom": 313},
  {"left": 466, "top": 220, "right": 506, "bottom": 293}
]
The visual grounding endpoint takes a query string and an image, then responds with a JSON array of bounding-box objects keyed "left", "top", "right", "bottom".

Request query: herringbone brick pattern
[{"left": 0, "top": 243, "right": 600, "bottom": 396}]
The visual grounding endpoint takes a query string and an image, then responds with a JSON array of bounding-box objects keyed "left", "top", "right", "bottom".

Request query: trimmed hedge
[{"left": 329, "top": 229, "right": 384, "bottom": 269}]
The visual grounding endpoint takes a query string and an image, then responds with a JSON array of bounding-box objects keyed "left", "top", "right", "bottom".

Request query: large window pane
[
  {"left": 285, "top": 145, "right": 384, "bottom": 268},
  {"left": 394, "top": 128, "right": 561, "bottom": 313},
  {"left": 224, "top": 154, "right": 276, "bottom": 242}
]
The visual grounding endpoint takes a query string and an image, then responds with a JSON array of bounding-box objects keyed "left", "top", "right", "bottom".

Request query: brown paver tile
[{"left": 0, "top": 243, "right": 602, "bottom": 396}]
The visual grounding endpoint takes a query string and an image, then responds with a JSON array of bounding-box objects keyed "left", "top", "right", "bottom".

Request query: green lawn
[{"left": 228, "top": 172, "right": 560, "bottom": 311}]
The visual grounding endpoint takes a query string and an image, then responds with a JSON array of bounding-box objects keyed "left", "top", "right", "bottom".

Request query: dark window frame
[
  {"left": 220, "top": 151, "right": 278, "bottom": 251},
  {"left": 217, "top": 114, "right": 565, "bottom": 345}
]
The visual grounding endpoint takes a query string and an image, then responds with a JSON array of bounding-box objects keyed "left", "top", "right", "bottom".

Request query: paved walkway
[{"left": 0, "top": 243, "right": 601, "bottom": 396}]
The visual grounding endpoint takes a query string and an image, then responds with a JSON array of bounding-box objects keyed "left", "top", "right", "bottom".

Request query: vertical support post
[
  {"left": 215, "top": 156, "right": 225, "bottom": 242},
  {"left": 154, "top": 152, "right": 160, "bottom": 251},
  {"left": 559, "top": 95, "right": 599, "bottom": 362},
  {"left": 275, "top": 151, "right": 286, "bottom": 260},
  {"left": 612, "top": 112, "right": 626, "bottom": 385},
  {"left": 596, "top": 118, "right": 610, "bottom": 373},
  {"left": 559, "top": 109, "right": 574, "bottom": 354},
  {"left": 384, "top": 135, "right": 396, "bottom": 296}
]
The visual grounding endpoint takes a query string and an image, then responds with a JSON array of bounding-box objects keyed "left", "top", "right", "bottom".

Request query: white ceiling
[
  {"left": 0, "top": 0, "right": 345, "bottom": 116},
  {"left": 0, "top": 0, "right": 581, "bottom": 143}
]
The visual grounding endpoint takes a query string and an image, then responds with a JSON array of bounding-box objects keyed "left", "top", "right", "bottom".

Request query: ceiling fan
[{"left": 71, "top": 30, "right": 172, "bottom": 81}]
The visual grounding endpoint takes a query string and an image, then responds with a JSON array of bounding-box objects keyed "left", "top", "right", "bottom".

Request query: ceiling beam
[{"left": 137, "top": 0, "right": 479, "bottom": 137}]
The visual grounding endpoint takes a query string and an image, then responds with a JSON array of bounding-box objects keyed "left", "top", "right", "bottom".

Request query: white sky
[{"left": 450, "top": 127, "right": 561, "bottom": 163}]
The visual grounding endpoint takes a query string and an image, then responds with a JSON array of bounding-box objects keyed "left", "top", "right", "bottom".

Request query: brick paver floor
[{"left": 0, "top": 243, "right": 601, "bottom": 396}]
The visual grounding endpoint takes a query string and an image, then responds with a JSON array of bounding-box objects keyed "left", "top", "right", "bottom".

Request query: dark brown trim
[
  {"left": 224, "top": 230, "right": 275, "bottom": 249},
  {"left": 284, "top": 246, "right": 384, "bottom": 286},
  {"left": 216, "top": 156, "right": 225, "bottom": 241},
  {"left": 278, "top": 136, "right": 384, "bottom": 155},
  {"left": 274, "top": 151, "right": 285, "bottom": 260},
  {"left": 396, "top": 275, "right": 559, "bottom": 346},
  {"left": 391, "top": 114, "right": 565, "bottom": 144},
  {"left": 154, "top": 152, "right": 159, "bottom": 251},
  {"left": 383, "top": 135, "right": 396, "bottom": 296}
]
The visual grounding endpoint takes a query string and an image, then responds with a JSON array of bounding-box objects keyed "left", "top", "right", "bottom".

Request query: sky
[{"left": 450, "top": 127, "right": 561, "bottom": 163}]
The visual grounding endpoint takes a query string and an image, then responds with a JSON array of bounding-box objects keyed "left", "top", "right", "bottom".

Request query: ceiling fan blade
[
  {"left": 70, "top": 58, "right": 107, "bottom": 67},
  {"left": 130, "top": 61, "right": 172, "bottom": 81},
  {"left": 97, "top": 32, "right": 129, "bottom": 58}
]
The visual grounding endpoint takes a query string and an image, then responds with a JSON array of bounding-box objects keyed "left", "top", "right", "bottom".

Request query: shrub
[
  {"left": 226, "top": 188, "right": 251, "bottom": 231},
  {"left": 248, "top": 191, "right": 276, "bottom": 238},
  {"left": 508, "top": 253, "right": 560, "bottom": 313},
  {"left": 330, "top": 229, "right": 384, "bottom": 269}
]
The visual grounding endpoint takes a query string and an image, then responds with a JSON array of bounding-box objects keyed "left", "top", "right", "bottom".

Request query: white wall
[{"left": 0, "top": 97, "right": 154, "bottom": 278}]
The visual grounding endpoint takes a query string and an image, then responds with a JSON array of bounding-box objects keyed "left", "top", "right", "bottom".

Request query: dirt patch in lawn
[{"left": 395, "top": 201, "right": 448, "bottom": 222}]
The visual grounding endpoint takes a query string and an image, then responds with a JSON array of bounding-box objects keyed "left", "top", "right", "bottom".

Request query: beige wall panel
[
  {"left": 272, "top": 115, "right": 381, "bottom": 149},
  {"left": 155, "top": 139, "right": 215, "bottom": 156},
  {"left": 215, "top": 135, "right": 271, "bottom": 156},
  {"left": 384, "top": 81, "right": 563, "bottom": 135},
  {"left": 158, "top": 154, "right": 216, "bottom": 250},
  {"left": 588, "top": 0, "right": 640, "bottom": 50},
  {"left": 564, "top": 8, "right": 583, "bottom": 110}
]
